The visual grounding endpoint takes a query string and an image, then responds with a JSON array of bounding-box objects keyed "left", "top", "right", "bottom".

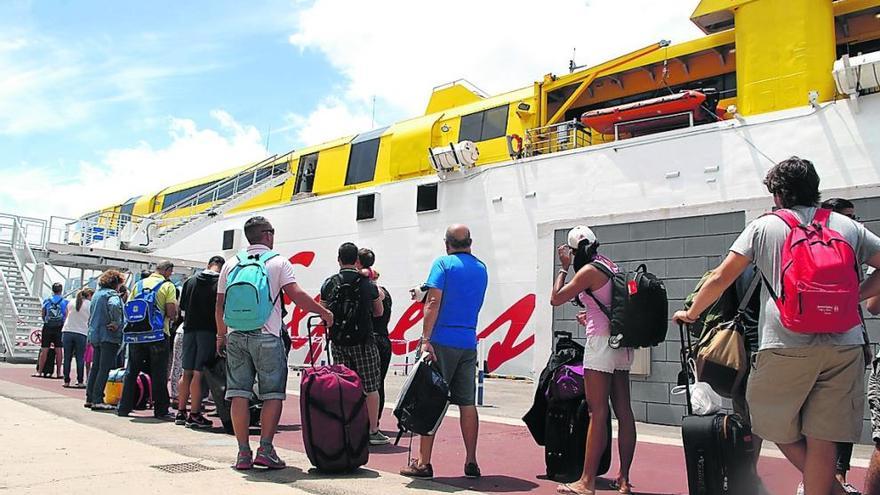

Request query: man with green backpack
[{"left": 215, "top": 216, "right": 333, "bottom": 471}]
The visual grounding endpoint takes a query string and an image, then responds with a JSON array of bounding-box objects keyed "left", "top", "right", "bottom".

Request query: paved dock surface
[{"left": 0, "top": 363, "right": 872, "bottom": 494}]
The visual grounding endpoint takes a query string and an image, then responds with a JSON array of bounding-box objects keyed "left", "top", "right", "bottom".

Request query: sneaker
[
  {"left": 154, "top": 412, "right": 177, "bottom": 421},
  {"left": 186, "top": 413, "right": 213, "bottom": 429},
  {"left": 74, "top": 382, "right": 86, "bottom": 389},
  {"left": 400, "top": 460, "right": 433, "bottom": 479},
  {"left": 464, "top": 462, "right": 481, "bottom": 479},
  {"left": 234, "top": 450, "right": 253, "bottom": 470},
  {"left": 796, "top": 482, "right": 804, "bottom": 495},
  {"left": 91, "top": 403, "right": 115, "bottom": 411},
  {"left": 175, "top": 412, "right": 187, "bottom": 425},
  {"left": 369, "top": 430, "right": 390, "bottom": 445},
  {"left": 842, "top": 482, "right": 861, "bottom": 494},
  {"left": 83, "top": 402, "right": 92, "bottom": 408},
  {"left": 254, "top": 446, "right": 286, "bottom": 469}
]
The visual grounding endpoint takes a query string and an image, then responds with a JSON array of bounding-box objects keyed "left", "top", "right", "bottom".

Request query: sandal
[
  {"left": 609, "top": 479, "right": 633, "bottom": 494},
  {"left": 556, "top": 483, "right": 594, "bottom": 495}
]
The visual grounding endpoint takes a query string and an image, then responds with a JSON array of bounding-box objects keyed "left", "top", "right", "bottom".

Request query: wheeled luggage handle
[
  {"left": 306, "top": 315, "right": 330, "bottom": 368},
  {"left": 678, "top": 323, "right": 694, "bottom": 417}
]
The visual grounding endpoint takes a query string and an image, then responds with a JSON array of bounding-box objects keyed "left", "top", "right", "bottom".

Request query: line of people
[{"left": 31, "top": 215, "right": 490, "bottom": 480}]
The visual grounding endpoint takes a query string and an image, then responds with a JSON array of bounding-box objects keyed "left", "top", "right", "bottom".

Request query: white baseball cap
[{"left": 567, "top": 225, "right": 597, "bottom": 249}]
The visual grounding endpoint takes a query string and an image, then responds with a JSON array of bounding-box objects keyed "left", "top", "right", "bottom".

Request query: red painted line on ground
[{"left": 0, "top": 366, "right": 867, "bottom": 494}]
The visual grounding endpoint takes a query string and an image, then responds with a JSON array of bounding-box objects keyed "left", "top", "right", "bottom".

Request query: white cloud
[
  {"left": 0, "top": 110, "right": 268, "bottom": 219},
  {"left": 282, "top": 97, "right": 375, "bottom": 147},
  {"left": 289, "top": 0, "right": 704, "bottom": 118}
]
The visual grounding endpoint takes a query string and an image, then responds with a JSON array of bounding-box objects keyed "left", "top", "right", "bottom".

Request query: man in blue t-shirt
[
  {"left": 400, "top": 224, "right": 488, "bottom": 480},
  {"left": 37, "top": 283, "right": 68, "bottom": 378}
]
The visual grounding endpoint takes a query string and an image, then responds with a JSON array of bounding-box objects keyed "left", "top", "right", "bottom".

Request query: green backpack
[{"left": 683, "top": 270, "right": 739, "bottom": 338}]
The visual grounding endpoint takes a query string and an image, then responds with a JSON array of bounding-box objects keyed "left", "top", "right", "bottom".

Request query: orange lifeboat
[{"left": 580, "top": 90, "right": 714, "bottom": 136}]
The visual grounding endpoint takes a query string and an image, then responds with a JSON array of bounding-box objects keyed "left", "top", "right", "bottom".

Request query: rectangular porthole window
[
  {"left": 357, "top": 194, "right": 376, "bottom": 221},
  {"left": 416, "top": 183, "right": 438, "bottom": 212},
  {"left": 222, "top": 230, "right": 235, "bottom": 250}
]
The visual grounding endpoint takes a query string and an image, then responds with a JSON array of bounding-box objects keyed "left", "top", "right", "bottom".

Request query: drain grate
[{"left": 151, "top": 462, "right": 217, "bottom": 474}]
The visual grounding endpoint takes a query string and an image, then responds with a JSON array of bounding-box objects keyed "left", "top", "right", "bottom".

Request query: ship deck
[{"left": 1, "top": 362, "right": 872, "bottom": 494}]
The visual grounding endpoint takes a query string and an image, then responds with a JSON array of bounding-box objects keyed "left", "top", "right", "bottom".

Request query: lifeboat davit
[{"left": 580, "top": 90, "right": 715, "bottom": 136}]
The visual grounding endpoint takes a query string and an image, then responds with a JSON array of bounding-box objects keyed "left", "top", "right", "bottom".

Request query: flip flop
[
  {"left": 609, "top": 480, "right": 633, "bottom": 494},
  {"left": 556, "top": 483, "right": 594, "bottom": 495}
]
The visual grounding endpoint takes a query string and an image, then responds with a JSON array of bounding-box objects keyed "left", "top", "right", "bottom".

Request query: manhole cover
[{"left": 151, "top": 462, "right": 216, "bottom": 474}]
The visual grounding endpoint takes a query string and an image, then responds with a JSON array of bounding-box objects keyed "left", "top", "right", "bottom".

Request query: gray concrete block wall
[
  {"left": 554, "top": 212, "right": 745, "bottom": 428},
  {"left": 554, "top": 199, "right": 880, "bottom": 444}
]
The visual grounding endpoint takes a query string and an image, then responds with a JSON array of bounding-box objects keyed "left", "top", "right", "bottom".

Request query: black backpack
[
  {"left": 585, "top": 261, "right": 668, "bottom": 349},
  {"left": 325, "top": 273, "right": 364, "bottom": 345},
  {"left": 393, "top": 357, "right": 450, "bottom": 444}
]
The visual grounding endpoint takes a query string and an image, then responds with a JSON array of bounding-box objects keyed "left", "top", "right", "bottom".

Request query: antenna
[
  {"left": 371, "top": 95, "right": 376, "bottom": 128},
  {"left": 569, "top": 47, "right": 586, "bottom": 73},
  {"left": 265, "top": 124, "right": 272, "bottom": 154}
]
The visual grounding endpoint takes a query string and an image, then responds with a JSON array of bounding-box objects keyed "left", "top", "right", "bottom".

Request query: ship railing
[
  {"left": 0, "top": 268, "right": 21, "bottom": 358},
  {"left": 524, "top": 120, "right": 591, "bottom": 158},
  {"left": 156, "top": 154, "right": 284, "bottom": 219}
]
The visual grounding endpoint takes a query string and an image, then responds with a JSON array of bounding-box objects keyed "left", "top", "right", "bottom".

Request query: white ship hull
[{"left": 159, "top": 94, "right": 880, "bottom": 378}]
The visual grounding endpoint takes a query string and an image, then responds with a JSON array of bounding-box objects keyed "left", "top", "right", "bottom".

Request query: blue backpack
[
  {"left": 123, "top": 280, "right": 169, "bottom": 344},
  {"left": 44, "top": 298, "right": 65, "bottom": 327},
  {"left": 223, "top": 251, "right": 280, "bottom": 331}
]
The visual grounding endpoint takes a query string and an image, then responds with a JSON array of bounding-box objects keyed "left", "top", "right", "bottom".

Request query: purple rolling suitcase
[{"left": 300, "top": 316, "right": 369, "bottom": 472}]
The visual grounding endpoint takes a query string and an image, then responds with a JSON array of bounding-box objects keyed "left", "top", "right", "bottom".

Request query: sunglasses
[{"left": 262, "top": 229, "right": 275, "bottom": 235}]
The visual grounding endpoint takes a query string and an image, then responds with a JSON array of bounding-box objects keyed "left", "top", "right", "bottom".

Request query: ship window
[
  {"left": 295, "top": 152, "right": 319, "bottom": 195},
  {"left": 357, "top": 194, "right": 376, "bottom": 221},
  {"left": 345, "top": 138, "right": 381, "bottom": 185},
  {"left": 222, "top": 230, "right": 235, "bottom": 250},
  {"left": 416, "top": 183, "right": 438, "bottom": 212},
  {"left": 458, "top": 105, "right": 509, "bottom": 142}
]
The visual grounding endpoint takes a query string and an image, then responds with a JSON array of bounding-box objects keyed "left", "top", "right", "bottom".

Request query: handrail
[
  {"left": 0, "top": 268, "right": 21, "bottom": 322},
  {"left": 0, "top": 269, "right": 24, "bottom": 359},
  {"left": 159, "top": 153, "right": 281, "bottom": 214}
]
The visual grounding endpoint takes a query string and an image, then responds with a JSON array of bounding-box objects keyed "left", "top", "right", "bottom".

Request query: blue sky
[{"left": 0, "top": 0, "right": 702, "bottom": 219}]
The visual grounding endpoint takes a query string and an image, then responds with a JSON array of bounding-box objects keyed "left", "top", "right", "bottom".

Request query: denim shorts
[{"left": 225, "top": 331, "right": 288, "bottom": 401}]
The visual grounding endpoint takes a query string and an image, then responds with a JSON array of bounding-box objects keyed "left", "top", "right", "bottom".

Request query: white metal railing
[
  {"left": 0, "top": 213, "right": 44, "bottom": 298},
  {"left": 523, "top": 120, "right": 592, "bottom": 157},
  {"left": 160, "top": 154, "right": 283, "bottom": 215},
  {"left": 0, "top": 268, "right": 21, "bottom": 358}
]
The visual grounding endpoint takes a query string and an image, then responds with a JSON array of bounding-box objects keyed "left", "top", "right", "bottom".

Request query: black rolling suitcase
[
  {"left": 545, "top": 397, "right": 612, "bottom": 482},
  {"left": 679, "top": 324, "right": 757, "bottom": 495}
]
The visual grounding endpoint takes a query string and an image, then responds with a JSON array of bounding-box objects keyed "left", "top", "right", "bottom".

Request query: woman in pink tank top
[{"left": 550, "top": 226, "right": 636, "bottom": 495}]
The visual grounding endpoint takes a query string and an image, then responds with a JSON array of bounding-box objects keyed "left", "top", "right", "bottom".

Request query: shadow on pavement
[
  {"left": 428, "top": 475, "right": 541, "bottom": 493},
  {"left": 240, "top": 465, "right": 306, "bottom": 484}
]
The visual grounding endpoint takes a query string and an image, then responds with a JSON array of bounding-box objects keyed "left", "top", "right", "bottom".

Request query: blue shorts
[{"left": 225, "top": 331, "right": 288, "bottom": 401}]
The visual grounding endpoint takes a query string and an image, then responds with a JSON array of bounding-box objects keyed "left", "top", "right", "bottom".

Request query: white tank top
[{"left": 62, "top": 299, "right": 91, "bottom": 336}]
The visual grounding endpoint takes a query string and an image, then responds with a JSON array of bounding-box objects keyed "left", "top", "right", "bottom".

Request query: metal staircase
[
  {"left": 117, "top": 154, "right": 291, "bottom": 252},
  {"left": 0, "top": 240, "right": 43, "bottom": 362}
]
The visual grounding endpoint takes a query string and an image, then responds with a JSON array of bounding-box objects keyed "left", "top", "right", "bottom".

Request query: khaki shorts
[{"left": 747, "top": 345, "right": 864, "bottom": 444}]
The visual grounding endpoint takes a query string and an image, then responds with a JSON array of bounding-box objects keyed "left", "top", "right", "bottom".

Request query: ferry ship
[{"left": 4, "top": 0, "right": 880, "bottom": 435}]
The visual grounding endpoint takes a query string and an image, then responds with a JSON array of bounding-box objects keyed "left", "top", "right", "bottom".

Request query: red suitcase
[{"left": 300, "top": 316, "right": 369, "bottom": 472}]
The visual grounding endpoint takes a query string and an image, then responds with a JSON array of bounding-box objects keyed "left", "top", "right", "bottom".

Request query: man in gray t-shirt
[
  {"left": 674, "top": 157, "right": 880, "bottom": 495},
  {"left": 730, "top": 204, "right": 880, "bottom": 351}
]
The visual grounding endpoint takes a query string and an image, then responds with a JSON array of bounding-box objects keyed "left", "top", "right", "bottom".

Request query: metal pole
[{"left": 477, "top": 359, "right": 485, "bottom": 406}]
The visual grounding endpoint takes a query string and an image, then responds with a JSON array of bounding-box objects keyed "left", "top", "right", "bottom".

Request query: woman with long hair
[
  {"left": 549, "top": 226, "right": 637, "bottom": 495},
  {"left": 61, "top": 287, "right": 94, "bottom": 388},
  {"left": 85, "top": 270, "right": 125, "bottom": 410}
]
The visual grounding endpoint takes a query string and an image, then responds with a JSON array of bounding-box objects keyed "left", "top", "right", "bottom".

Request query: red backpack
[{"left": 766, "top": 208, "right": 861, "bottom": 333}]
